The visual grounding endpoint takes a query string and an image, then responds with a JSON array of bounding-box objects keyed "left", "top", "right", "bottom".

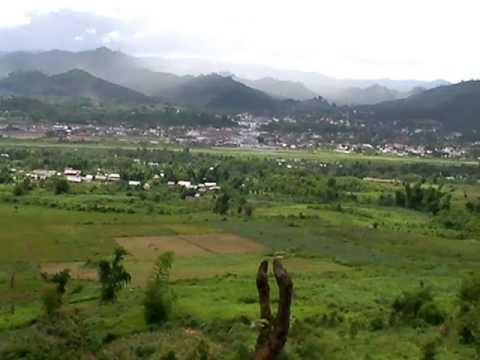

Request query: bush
[
  {"left": 42, "top": 285, "right": 62, "bottom": 316},
  {"left": 161, "top": 351, "right": 178, "bottom": 360},
  {"left": 187, "top": 340, "right": 210, "bottom": 360},
  {"left": 459, "top": 276, "right": 480, "bottom": 303},
  {"left": 392, "top": 286, "right": 444, "bottom": 326},
  {"left": 52, "top": 177, "right": 70, "bottom": 195},
  {"left": 144, "top": 282, "right": 174, "bottom": 325},
  {"left": 144, "top": 252, "right": 175, "bottom": 325},
  {"left": 418, "top": 302, "right": 445, "bottom": 326}
]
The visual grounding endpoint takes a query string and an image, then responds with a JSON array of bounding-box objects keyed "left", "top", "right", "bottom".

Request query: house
[
  {"left": 177, "top": 181, "right": 192, "bottom": 188},
  {"left": 64, "top": 168, "right": 81, "bottom": 176},
  {"left": 128, "top": 181, "right": 141, "bottom": 187},
  {"left": 107, "top": 173, "right": 121, "bottom": 182},
  {"left": 29, "top": 169, "right": 56, "bottom": 180},
  {"left": 66, "top": 175, "right": 82, "bottom": 183},
  {"left": 95, "top": 174, "right": 107, "bottom": 181}
]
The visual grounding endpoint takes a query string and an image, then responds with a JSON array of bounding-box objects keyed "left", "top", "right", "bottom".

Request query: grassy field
[
  {"left": 1, "top": 137, "right": 478, "bottom": 166},
  {"left": 0, "top": 142, "right": 479, "bottom": 359}
]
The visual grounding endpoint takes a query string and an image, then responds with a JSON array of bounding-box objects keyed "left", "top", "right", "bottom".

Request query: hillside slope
[
  {"left": 238, "top": 77, "right": 318, "bottom": 100},
  {"left": 162, "top": 74, "right": 278, "bottom": 113},
  {"left": 0, "top": 69, "right": 150, "bottom": 103},
  {"left": 366, "top": 80, "right": 480, "bottom": 130}
]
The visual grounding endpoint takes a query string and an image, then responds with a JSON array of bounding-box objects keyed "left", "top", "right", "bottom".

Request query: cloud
[
  {"left": 0, "top": 9, "right": 206, "bottom": 56},
  {"left": 0, "top": 3, "right": 479, "bottom": 81},
  {"left": 101, "top": 31, "right": 120, "bottom": 44}
]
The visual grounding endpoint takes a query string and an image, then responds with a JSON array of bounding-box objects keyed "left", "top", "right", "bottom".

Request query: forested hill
[
  {"left": 364, "top": 80, "right": 480, "bottom": 131},
  {"left": 161, "top": 74, "right": 278, "bottom": 113},
  {"left": 0, "top": 70, "right": 151, "bottom": 104}
]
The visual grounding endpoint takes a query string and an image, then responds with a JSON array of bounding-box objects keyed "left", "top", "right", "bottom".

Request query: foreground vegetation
[{"left": 0, "top": 142, "right": 479, "bottom": 359}]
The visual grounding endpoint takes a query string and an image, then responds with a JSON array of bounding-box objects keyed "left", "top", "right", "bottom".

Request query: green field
[{"left": 0, "top": 142, "right": 479, "bottom": 359}]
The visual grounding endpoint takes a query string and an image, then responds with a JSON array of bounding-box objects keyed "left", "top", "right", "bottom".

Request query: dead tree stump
[{"left": 254, "top": 259, "right": 293, "bottom": 360}]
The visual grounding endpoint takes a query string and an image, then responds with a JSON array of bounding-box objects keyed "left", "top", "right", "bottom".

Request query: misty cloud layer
[
  {"left": 0, "top": 2, "right": 479, "bottom": 82},
  {"left": 0, "top": 10, "right": 204, "bottom": 56}
]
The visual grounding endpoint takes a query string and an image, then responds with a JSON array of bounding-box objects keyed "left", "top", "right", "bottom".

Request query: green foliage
[
  {"left": 0, "top": 166, "right": 12, "bottom": 184},
  {"left": 466, "top": 200, "right": 480, "bottom": 213},
  {"left": 144, "top": 252, "right": 175, "bottom": 325},
  {"left": 187, "top": 339, "right": 210, "bottom": 360},
  {"left": 213, "top": 193, "right": 230, "bottom": 215},
  {"left": 98, "top": 247, "right": 131, "bottom": 303},
  {"left": 459, "top": 275, "right": 480, "bottom": 303},
  {"left": 41, "top": 285, "right": 62, "bottom": 316},
  {"left": 50, "top": 269, "right": 71, "bottom": 295},
  {"left": 52, "top": 177, "right": 70, "bottom": 195},
  {"left": 395, "top": 183, "right": 451, "bottom": 214},
  {"left": 161, "top": 351, "right": 178, "bottom": 360},
  {"left": 392, "top": 286, "right": 445, "bottom": 326},
  {"left": 457, "top": 275, "right": 480, "bottom": 346},
  {"left": 12, "top": 177, "right": 31, "bottom": 196},
  {"left": 421, "top": 338, "right": 439, "bottom": 360}
]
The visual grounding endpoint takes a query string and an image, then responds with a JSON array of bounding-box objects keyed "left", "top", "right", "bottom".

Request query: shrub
[
  {"left": 161, "top": 351, "right": 178, "bottom": 360},
  {"left": 422, "top": 339, "right": 439, "bottom": 360},
  {"left": 213, "top": 193, "right": 230, "bottom": 215},
  {"left": 418, "top": 302, "right": 445, "bottom": 326},
  {"left": 42, "top": 285, "right": 62, "bottom": 316},
  {"left": 52, "top": 177, "right": 70, "bottom": 195},
  {"left": 392, "top": 286, "right": 444, "bottom": 326},
  {"left": 187, "top": 340, "right": 210, "bottom": 360},
  {"left": 144, "top": 252, "right": 175, "bottom": 325},
  {"left": 144, "top": 282, "right": 174, "bottom": 325},
  {"left": 459, "top": 275, "right": 480, "bottom": 303}
]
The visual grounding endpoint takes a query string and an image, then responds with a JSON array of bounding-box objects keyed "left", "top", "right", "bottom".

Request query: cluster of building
[
  {"left": 168, "top": 180, "right": 221, "bottom": 193},
  {"left": 23, "top": 167, "right": 223, "bottom": 196},
  {"left": 335, "top": 143, "right": 470, "bottom": 159},
  {"left": 28, "top": 168, "right": 121, "bottom": 183}
]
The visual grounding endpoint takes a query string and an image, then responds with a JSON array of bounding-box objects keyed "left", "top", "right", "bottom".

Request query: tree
[
  {"left": 98, "top": 247, "right": 131, "bottom": 303},
  {"left": 50, "top": 269, "right": 71, "bottom": 295},
  {"left": 12, "top": 177, "right": 31, "bottom": 196},
  {"left": 40, "top": 269, "right": 70, "bottom": 316},
  {"left": 53, "top": 177, "right": 70, "bottom": 195},
  {"left": 144, "top": 252, "right": 175, "bottom": 324},
  {"left": 213, "top": 193, "right": 230, "bottom": 215},
  {"left": 242, "top": 202, "right": 254, "bottom": 219},
  {"left": 254, "top": 259, "right": 293, "bottom": 360}
]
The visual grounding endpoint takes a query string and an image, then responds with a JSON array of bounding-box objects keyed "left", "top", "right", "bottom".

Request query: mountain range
[
  {"left": 142, "top": 56, "right": 449, "bottom": 95},
  {"left": 362, "top": 80, "right": 480, "bottom": 131},
  {"left": 328, "top": 84, "right": 428, "bottom": 106},
  {"left": 0, "top": 47, "right": 479, "bottom": 132},
  {"left": 0, "top": 48, "right": 448, "bottom": 104},
  {"left": 0, "top": 69, "right": 150, "bottom": 104}
]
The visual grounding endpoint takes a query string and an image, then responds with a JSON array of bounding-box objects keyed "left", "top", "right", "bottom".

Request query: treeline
[
  {"left": 379, "top": 183, "right": 451, "bottom": 215},
  {"left": 0, "top": 97, "right": 237, "bottom": 128}
]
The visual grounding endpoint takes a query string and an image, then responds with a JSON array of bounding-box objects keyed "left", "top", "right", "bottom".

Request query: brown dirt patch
[
  {"left": 41, "top": 262, "right": 97, "bottom": 281},
  {"left": 116, "top": 233, "right": 266, "bottom": 260}
]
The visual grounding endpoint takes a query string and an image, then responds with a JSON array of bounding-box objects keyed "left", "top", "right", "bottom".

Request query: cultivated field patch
[
  {"left": 116, "top": 233, "right": 267, "bottom": 260},
  {"left": 41, "top": 262, "right": 98, "bottom": 281}
]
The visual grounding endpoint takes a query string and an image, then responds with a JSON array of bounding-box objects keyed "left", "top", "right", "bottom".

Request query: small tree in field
[
  {"left": 98, "top": 247, "right": 131, "bottom": 303},
  {"left": 40, "top": 269, "right": 71, "bottom": 316},
  {"left": 144, "top": 252, "right": 175, "bottom": 325},
  {"left": 213, "top": 193, "right": 230, "bottom": 215},
  {"left": 53, "top": 177, "right": 70, "bottom": 194}
]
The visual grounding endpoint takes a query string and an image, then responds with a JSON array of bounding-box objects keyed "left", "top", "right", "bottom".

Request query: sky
[{"left": 0, "top": 0, "right": 478, "bottom": 82}]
